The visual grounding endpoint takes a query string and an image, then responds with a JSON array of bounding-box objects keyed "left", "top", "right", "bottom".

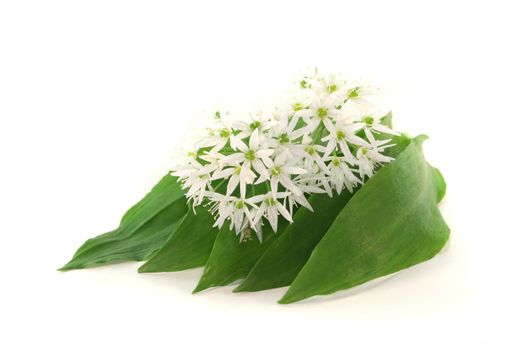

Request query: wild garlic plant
[{"left": 172, "top": 70, "right": 399, "bottom": 241}]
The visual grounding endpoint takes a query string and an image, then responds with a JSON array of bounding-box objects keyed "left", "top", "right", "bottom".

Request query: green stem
[{"left": 212, "top": 179, "right": 227, "bottom": 192}]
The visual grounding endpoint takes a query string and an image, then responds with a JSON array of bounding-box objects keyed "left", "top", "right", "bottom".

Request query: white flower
[
  {"left": 195, "top": 126, "right": 244, "bottom": 153},
  {"left": 342, "top": 84, "right": 381, "bottom": 115},
  {"left": 326, "top": 156, "right": 362, "bottom": 195},
  {"left": 355, "top": 114, "right": 400, "bottom": 139},
  {"left": 171, "top": 70, "right": 400, "bottom": 237},
  {"left": 319, "top": 73, "right": 348, "bottom": 101},
  {"left": 212, "top": 165, "right": 256, "bottom": 197},
  {"left": 218, "top": 129, "right": 274, "bottom": 197},
  {"left": 286, "top": 93, "right": 312, "bottom": 116},
  {"left": 207, "top": 192, "right": 257, "bottom": 234},
  {"left": 322, "top": 119, "right": 369, "bottom": 162},
  {"left": 232, "top": 112, "right": 275, "bottom": 139},
  {"left": 285, "top": 181, "right": 320, "bottom": 215},
  {"left": 298, "top": 142, "right": 329, "bottom": 174},
  {"left": 269, "top": 110, "right": 310, "bottom": 157},
  {"left": 249, "top": 192, "right": 293, "bottom": 233},
  {"left": 255, "top": 152, "right": 307, "bottom": 198},
  {"left": 295, "top": 93, "right": 342, "bottom": 133},
  {"left": 297, "top": 170, "right": 334, "bottom": 198},
  {"left": 172, "top": 162, "right": 213, "bottom": 206},
  {"left": 356, "top": 140, "right": 395, "bottom": 178}
]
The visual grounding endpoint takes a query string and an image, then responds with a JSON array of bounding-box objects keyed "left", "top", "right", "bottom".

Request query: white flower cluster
[{"left": 172, "top": 70, "right": 399, "bottom": 241}]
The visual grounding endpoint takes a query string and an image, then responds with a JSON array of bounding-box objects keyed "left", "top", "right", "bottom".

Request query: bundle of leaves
[{"left": 60, "top": 71, "right": 449, "bottom": 303}]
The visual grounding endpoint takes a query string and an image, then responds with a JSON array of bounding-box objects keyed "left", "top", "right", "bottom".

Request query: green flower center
[
  {"left": 363, "top": 116, "right": 374, "bottom": 126},
  {"left": 292, "top": 102, "right": 304, "bottom": 111},
  {"left": 317, "top": 108, "right": 328, "bottom": 119},
  {"left": 234, "top": 167, "right": 241, "bottom": 175},
  {"left": 333, "top": 158, "right": 341, "bottom": 166},
  {"left": 219, "top": 128, "right": 230, "bottom": 138},
  {"left": 278, "top": 133, "right": 290, "bottom": 144},
  {"left": 327, "top": 84, "right": 337, "bottom": 93},
  {"left": 214, "top": 111, "right": 221, "bottom": 119},
  {"left": 264, "top": 197, "right": 276, "bottom": 206},
  {"left": 300, "top": 79, "right": 309, "bottom": 89},
  {"left": 336, "top": 130, "right": 345, "bottom": 141},
  {"left": 306, "top": 145, "right": 315, "bottom": 155},
  {"left": 271, "top": 166, "right": 281, "bottom": 176},
  {"left": 249, "top": 121, "right": 261, "bottom": 130},
  {"left": 348, "top": 87, "right": 360, "bottom": 99},
  {"left": 361, "top": 147, "right": 368, "bottom": 155},
  {"left": 235, "top": 200, "right": 244, "bottom": 209},
  {"left": 245, "top": 150, "right": 256, "bottom": 161}
]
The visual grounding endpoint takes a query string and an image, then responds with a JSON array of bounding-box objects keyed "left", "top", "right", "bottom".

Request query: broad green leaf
[
  {"left": 233, "top": 192, "right": 351, "bottom": 292},
  {"left": 193, "top": 222, "right": 287, "bottom": 293},
  {"left": 138, "top": 206, "right": 218, "bottom": 273},
  {"left": 382, "top": 133, "right": 445, "bottom": 203},
  {"left": 234, "top": 134, "right": 415, "bottom": 293},
  {"left": 279, "top": 136, "right": 450, "bottom": 304},
  {"left": 60, "top": 174, "right": 187, "bottom": 270}
]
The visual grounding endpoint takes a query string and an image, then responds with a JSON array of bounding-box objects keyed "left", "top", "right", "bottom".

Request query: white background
[{"left": 1, "top": 1, "right": 524, "bottom": 349}]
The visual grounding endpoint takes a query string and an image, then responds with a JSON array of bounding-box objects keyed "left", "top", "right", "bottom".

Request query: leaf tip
[
  {"left": 232, "top": 285, "right": 245, "bottom": 293},
  {"left": 414, "top": 134, "right": 429, "bottom": 144},
  {"left": 137, "top": 264, "right": 149, "bottom": 273},
  {"left": 58, "top": 260, "right": 79, "bottom": 272},
  {"left": 232, "top": 279, "right": 268, "bottom": 293},
  {"left": 277, "top": 289, "right": 303, "bottom": 304},
  {"left": 277, "top": 296, "right": 295, "bottom": 304},
  {"left": 192, "top": 283, "right": 207, "bottom": 294}
]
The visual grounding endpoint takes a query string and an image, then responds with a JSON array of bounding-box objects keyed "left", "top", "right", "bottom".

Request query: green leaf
[
  {"left": 233, "top": 192, "right": 352, "bottom": 292},
  {"left": 383, "top": 134, "right": 411, "bottom": 158},
  {"left": 234, "top": 134, "right": 415, "bottom": 293},
  {"left": 431, "top": 166, "right": 447, "bottom": 203},
  {"left": 279, "top": 136, "right": 450, "bottom": 304},
  {"left": 60, "top": 174, "right": 187, "bottom": 271},
  {"left": 138, "top": 205, "right": 218, "bottom": 273},
  {"left": 380, "top": 111, "right": 393, "bottom": 128},
  {"left": 382, "top": 133, "right": 445, "bottom": 203},
  {"left": 193, "top": 222, "right": 287, "bottom": 293}
]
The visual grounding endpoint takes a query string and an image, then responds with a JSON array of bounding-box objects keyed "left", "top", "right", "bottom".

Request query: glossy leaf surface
[
  {"left": 138, "top": 205, "right": 218, "bottom": 273},
  {"left": 60, "top": 175, "right": 187, "bottom": 270},
  {"left": 279, "top": 136, "right": 450, "bottom": 303}
]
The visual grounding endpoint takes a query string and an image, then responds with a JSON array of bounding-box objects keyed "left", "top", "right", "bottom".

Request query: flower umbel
[{"left": 171, "top": 70, "right": 400, "bottom": 240}]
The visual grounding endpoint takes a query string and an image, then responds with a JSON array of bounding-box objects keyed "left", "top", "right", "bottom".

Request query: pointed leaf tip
[
  {"left": 60, "top": 175, "right": 188, "bottom": 270},
  {"left": 235, "top": 192, "right": 352, "bottom": 293},
  {"left": 194, "top": 221, "right": 288, "bottom": 293},
  {"left": 413, "top": 134, "right": 429, "bottom": 144},
  {"left": 277, "top": 295, "right": 296, "bottom": 304},
  {"left": 279, "top": 137, "right": 449, "bottom": 303},
  {"left": 192, "top": 283, "right": 207, "bottom": 294},
  {"left": 137, "top": 264, "right": 149, "bottom": 273},
  {"left": 58, "top": 260, "right": 83, "bottom": 271}
]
